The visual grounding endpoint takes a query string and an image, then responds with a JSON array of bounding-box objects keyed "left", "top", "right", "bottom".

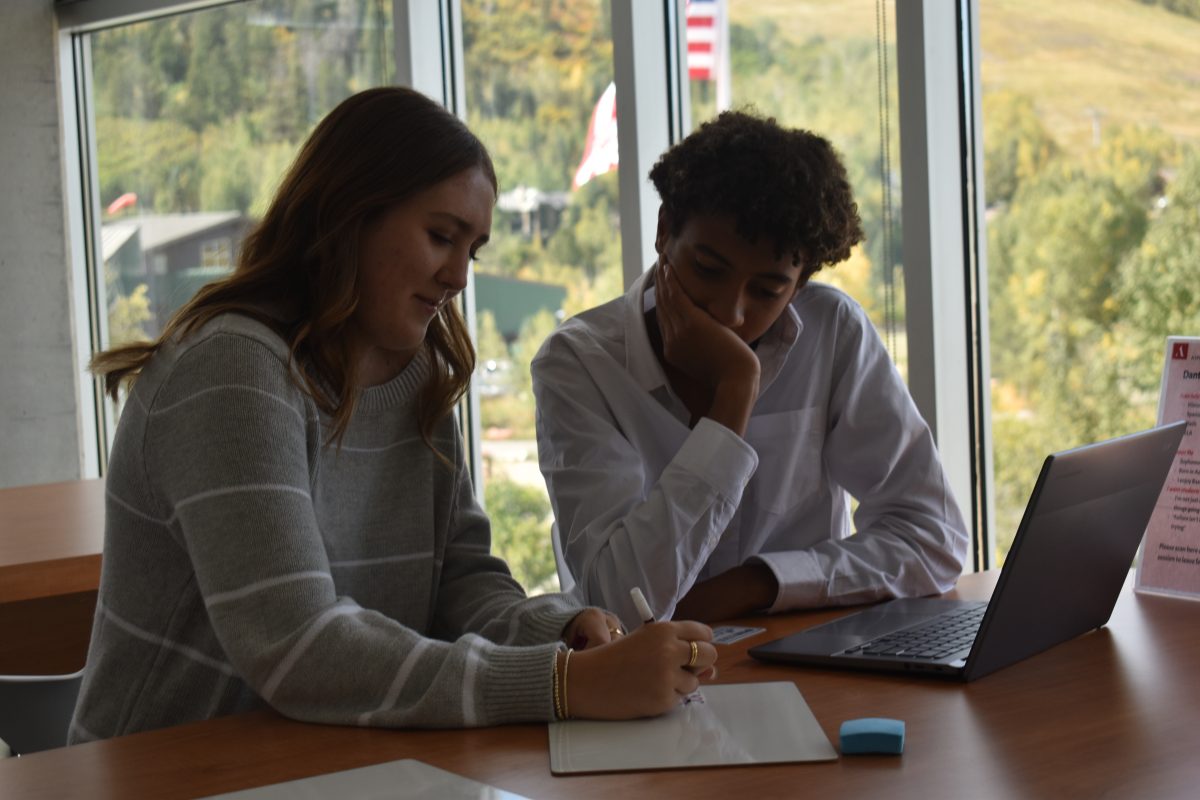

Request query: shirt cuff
[
  {"left": 748, "top": 550, "right": 826, "bottom": 613},
  {"left": 682, "top": 417, "right": 759, "bottom": 498}
]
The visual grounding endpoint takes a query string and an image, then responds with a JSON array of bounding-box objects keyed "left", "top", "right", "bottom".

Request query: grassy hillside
[
  {"left": 735, "top": 0, "right": 1200, "bottom": 152},
  {"left": 979, "top": 0, "right": 1200, "bottom": 151}
]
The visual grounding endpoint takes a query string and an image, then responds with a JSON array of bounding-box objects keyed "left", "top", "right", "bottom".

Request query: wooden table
[
  {"left": 0, "top": 478, "right": 105, "bottom": 674},
  {"left": 3, "top": 571, "right": 1198, "bottom": 799}
]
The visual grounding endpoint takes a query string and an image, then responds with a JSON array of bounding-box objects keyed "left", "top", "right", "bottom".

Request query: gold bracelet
[
  {"left": 552, "top": 650, "right": 563, "bottom": 720},
  {"left": 562, "top": 647, "right": 574, "bottom": 720}
]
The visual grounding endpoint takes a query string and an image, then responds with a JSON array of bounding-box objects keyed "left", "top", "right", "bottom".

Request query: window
[
  {"left": 686, "top": 0, "right": 906, "bottom": 373},
  {"left": 980, "top": 0, "right": 1200, "bottom": 561},
  {"left": 86, "top": 0, "right": 393, "bottom": 349},
  {"left": 51, "top": 1, "right": 991, "bottom": 572},
  {"left": 461, "top": 0, "right": 621, "bottom": 593},
  {"left": 69, "top": 0, "right": 394, "bottom": 458},
  {"left": 200, "top": 238, "right": 232, "bottom": 269}
]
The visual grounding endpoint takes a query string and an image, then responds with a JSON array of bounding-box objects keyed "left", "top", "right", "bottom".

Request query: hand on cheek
[{"left": 655, "top": 259, "right": 758, "bottom": 391}]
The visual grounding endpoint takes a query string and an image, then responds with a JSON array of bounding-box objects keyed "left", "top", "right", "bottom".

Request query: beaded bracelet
[
  {"left": 562, "top": 647, "right": 573, "bottom": 720},
  {"left": 552, "top": 649, "right": 564, "bottom": 720}
]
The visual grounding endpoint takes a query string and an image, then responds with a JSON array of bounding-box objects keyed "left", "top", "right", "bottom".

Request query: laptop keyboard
[{"left": 842, "top": 604, "right": 987, "bottom": 660}]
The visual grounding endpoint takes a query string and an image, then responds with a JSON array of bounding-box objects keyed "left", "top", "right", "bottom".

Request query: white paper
[
  {"left": 548, "top": 681, "right": 838, "bottom": 774},
  {"left": 197, "top": 759, "right": 529, "bottom": 800},
  {"left": 711, "top": 625, "right": 767, "bottom": 645},
  {"left": 1136, "top": 336, "right": 1200, "bottom": 600}
]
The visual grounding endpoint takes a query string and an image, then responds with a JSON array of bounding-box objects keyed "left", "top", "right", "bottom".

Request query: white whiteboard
[{"left": 548, "top": 681, "right": 838, "bottom": 774}]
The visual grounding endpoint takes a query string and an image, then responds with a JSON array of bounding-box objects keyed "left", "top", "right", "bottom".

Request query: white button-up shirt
[{"left": 532, "top": 268, "right": 968, "bottom": 629}]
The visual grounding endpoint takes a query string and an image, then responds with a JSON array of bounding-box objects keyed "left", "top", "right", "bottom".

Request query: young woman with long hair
[{"left": 71, "top": 87, "right": 715, "bottom": 742}]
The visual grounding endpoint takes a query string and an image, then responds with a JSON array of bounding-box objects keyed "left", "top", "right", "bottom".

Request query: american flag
[{"left": 686, "top": 0, "right": 719, "bottom": 81}]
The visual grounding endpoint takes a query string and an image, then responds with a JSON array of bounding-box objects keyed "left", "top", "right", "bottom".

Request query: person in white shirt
[{"left": 532, "top": 110, "right": 969, "bottom": 629}]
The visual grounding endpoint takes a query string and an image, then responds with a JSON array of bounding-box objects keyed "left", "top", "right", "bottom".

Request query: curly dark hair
[{"left": 649, "top": 109, "right": 864, "bottom": 284}]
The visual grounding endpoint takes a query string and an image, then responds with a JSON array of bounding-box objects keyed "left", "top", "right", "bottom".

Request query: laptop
[{"left": 749, "top": 421, "right": 1186, "bottom": 681}]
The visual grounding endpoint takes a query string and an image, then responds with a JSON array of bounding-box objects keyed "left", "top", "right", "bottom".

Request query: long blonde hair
[{"left": 91, "top": 87, "right": 495, "bottom": 452}]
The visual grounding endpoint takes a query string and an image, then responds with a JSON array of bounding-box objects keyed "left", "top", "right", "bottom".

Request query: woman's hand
[
  {"left": 562, "top": 620, "right": 718, "bottom": 720},
  {"left": 655, "top": 260, "right": 760, "bottom": 435},
  {"left": 561, "top": 608, "right": 625, "bottom": 650}
]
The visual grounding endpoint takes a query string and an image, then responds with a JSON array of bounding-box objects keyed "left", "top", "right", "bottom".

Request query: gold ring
[
  {"left": 608, "top": 626, "right": 625, "bottom": 637},
  {"left": 687, "top": 640, "right": 699, "bottom": 669}
]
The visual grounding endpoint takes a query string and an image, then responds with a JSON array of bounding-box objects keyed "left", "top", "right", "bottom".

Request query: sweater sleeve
[
  {"left": 145, "top": 332, "right": 565, "bottom": 728},
  {"left": 428, "top": 428, "right": 585, "bottom": 651}
]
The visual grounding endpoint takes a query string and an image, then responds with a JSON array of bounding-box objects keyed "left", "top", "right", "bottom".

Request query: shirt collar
[
  {"left": 623, "top": 268, "right": 668, "bottom": 393},
  {"left": 622, "top": 265, "right": 805, "bottom": 399}
]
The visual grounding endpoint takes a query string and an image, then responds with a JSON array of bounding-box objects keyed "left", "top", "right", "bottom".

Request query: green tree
[
  {"left": 105, "top": 268, "right": 153, "bottom": 348},
  {"left": 1087, "top": 123, "right": 1179, "bottom": 204},
  {"left": 199, "top": 119, "right": 258, "bottom": 213},
  {"left": 463, "top": 0, "right": 613, "bottom": 192},
  {"left": 511, "top": 309, "right": 561, "bottom": 398},
  {"left": 95, "top": 116, "right": 202, "bottom": 213},
  {"left": 981, "top": 91, "right": 1057, "bottom": 207},
  {"left": 474, "top": 309, "right": 510, "bottom": 364},
  {"left": 988, "top": 163, "right": 1147, "bottom": 407},
  {"left": 1134, "top": 0, "right": 1200, "bottom": 22},
  {"left": 485, "top": 478, "right": 559, "bottom": 594},
  {"left": 92, "top": 0, "right": 389, "bottom": 218},
  {"left": 1116, "top": 149, "right": 1200, "bottom": 397},
  {"left": 547, "top": 172, "right": 622, "bottom": 283},
  {"left": 254, "top": 29, "right": 311, "bottom": 144},
  {"left": 181, "top": 12, "right": 246, "bottom": 132},
  {"left": 987, "top": 158, "right": 1152, "bottom": 556}
]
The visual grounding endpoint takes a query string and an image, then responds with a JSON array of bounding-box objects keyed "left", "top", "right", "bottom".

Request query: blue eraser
[{"left": 839, "top": 717, "right": 905, "bottom": 755}]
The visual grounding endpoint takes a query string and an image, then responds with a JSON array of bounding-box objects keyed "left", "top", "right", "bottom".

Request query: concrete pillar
[{"left": 0, "top": 0, "right": 87, "bottom": 487}]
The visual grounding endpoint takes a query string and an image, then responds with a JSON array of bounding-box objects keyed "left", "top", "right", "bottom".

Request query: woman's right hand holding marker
[{"left": 559, "top": 620, "right": 718, "bottom": 721}]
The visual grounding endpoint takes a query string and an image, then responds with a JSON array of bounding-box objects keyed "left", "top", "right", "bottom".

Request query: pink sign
[{"left": 1136, "top": 336, "right": 1200, "bottom": 600}]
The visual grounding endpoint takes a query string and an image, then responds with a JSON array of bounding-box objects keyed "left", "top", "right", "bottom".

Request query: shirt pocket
[{"left": 743, "top": 408, "right": 826, "bottom": 515}]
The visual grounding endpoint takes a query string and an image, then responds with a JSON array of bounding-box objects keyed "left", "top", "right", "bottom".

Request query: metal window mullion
[
  {"left": 611, "top": 0, "right": 677, "bottom": 288},
  {"left": 896, "top": 1, "right": 983, "bottom": 569},
  {"left": 56, "top": 0, "right": 247, "bottom": 478},
  {"left": 393, "top": 0, "right": 457, "bottom": 108},
  {"left": 959, "top": 0, "right": 995, "bottom": 570},
  {"left": 60, "top": 30, "right": 106, "bottom": 478},
  {"left": 666, "top": 0, "right": 690, "bottom": 143},
  {"left": 393, "top": 0, "right": 485, "bottom": 502}
]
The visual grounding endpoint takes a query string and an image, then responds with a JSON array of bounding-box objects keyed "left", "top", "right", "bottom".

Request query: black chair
[{"left": 0, "top": 670, "right": 85, "bottom": 756}]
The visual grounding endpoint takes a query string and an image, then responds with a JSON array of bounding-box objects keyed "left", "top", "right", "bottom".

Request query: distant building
[
  {"left": 474, "top": 272, "right": 566, "bottom": 342},
  {"left": 101, "top": 211, "right": 568, "bottom": 348},
  {"left": 102, "top": 212, "right": 254, "bottom": 334},
  {"left": 482, "top": 185, "right": 571, "bottom": 344},
  {"left": 496, "top": 186, "right": 569, "bottom": 244}
]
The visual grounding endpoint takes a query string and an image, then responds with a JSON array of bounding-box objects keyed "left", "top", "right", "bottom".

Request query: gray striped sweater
[{"left": 69, "top": 314, "right": 581, "bottom": 742}]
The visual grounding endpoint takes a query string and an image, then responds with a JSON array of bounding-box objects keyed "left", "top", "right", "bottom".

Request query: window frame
[
  {"left": 56, "top": 0, "right": 994, "bottom": 569},
  {"left": 895, "top": 0, "right": 993, "bottom": 569}
]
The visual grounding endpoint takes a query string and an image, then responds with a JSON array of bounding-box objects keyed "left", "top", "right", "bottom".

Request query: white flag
[{"left": 573, "top": 82, "right": 619, "bottom": 190}]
